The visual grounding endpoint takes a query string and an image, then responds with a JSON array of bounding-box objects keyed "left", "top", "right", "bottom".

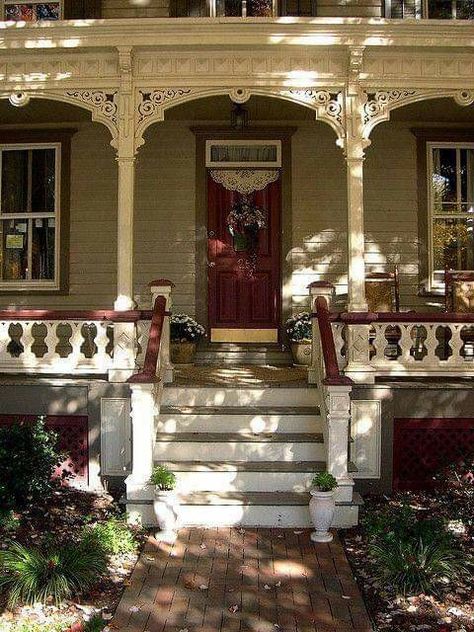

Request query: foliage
[
  {"left": 311, "top": 471, "right": 338, "bottom": 492},
  {"left": 149, "top": 464, "right": 177, "bottom": 491},
  {"left": 0, "top": 509, "right": 21, "bottom": 533},
  {"left": 286, "top": 312, "right": 312, "bottom": 342},
  {"left": 170, "top": 313, "right": 206, "bottom": 343},
  {"left": 0, "top": 417, "right": 63, "bottom": 510},
  {"left": 364, "top": 503, "right": 471, "bottom": 596},
  {"left": 0, "top": 538, "right": 107, "bottom": 607},
  {"left": 1, "top": 622, "right": 74, "bottom": 632},
  {"left": 82, "top": 516, "right": 137, "bottom": 556},
  {"left": 83, "top": 614, "right": 108, "bottom": 632}
]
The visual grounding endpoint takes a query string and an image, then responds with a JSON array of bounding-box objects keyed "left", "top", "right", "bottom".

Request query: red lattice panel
[
  {"left": 393, "top": 418, "right": 474, "bottom": 490},
  {"left": 0, "top": 415, "right": 88, "bottom": 484}
]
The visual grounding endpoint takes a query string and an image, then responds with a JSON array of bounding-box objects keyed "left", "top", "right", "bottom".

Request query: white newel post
[
  {"left": 325, "top": 384, "right": 354, "bottom": 503},
  {"left": 343, "top": 84, "right": 374, "bottom": 384},
  {"left": 125, "top": 382, "right": 157, "bottom": 514},
  {"left": 308, "top": 281, "right": 335, "bottom": 385},
  {"left": 110, "top": 47, "right": 138, "bottom": 383},
  {"left": 150, "top": 279, "right": 174, "bottom": 383}
]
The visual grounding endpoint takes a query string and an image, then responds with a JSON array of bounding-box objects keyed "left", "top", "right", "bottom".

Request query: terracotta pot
[
  {"left": 153, "top": 489, "right": 178, "bottom": 534},
  {"left": 290, "top": 341, "right": 312, "bottom": 366},
  {"left": 309, "top": 489, "right": 335, "bottom": 543},
  {"left": 170, "top": 341, "right": 196, "bottom": 365}
]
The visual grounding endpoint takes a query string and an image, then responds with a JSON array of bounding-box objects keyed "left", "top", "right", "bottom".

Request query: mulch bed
[
  {"left": 0, "top": 487, "right": 144, "bottom": 631},
  {"left": 341, "top": 489, "right": 474, "bottom": 632}
]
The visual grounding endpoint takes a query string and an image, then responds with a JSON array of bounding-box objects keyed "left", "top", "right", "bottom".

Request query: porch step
[
  {"left": 159, "top": 460, "right": 325, "bottom": 492},
  {"left": 126, "top": 493, "right": 363, "bottom": 528},
  {"left": 195, "top": 344, "right": 293, "bottom": 366},
  {"left": 157, "top": 406, "right": 321, "bottom": 433},
  {"left": 153, "top": 432, "right": 325, "bottom": 461},
  {"left": 162, "top": 386, "right": 319, "bottom": 407}
]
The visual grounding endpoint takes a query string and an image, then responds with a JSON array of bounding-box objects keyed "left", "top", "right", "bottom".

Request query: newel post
[
  {"left": 308, "top": 281, "right": 335, "bottom": 385},
  {"left": 325, "top": 384, "right": 354, "bottom": 503},
  {"left": 150, "top": 279, "right": 174, "bottom": 383}
]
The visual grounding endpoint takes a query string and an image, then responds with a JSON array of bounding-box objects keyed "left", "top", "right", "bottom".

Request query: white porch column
[
  {"left": 111, "top": 47, "right": 137, "bottom": 382},
  {"left": 343, "top": 85, "right": 374, "bottom": 383},
  {"left": 150, "top": 279, "right": 174, "bottom": 384},
  {"left": 308, "top": 281, "right": 335, "bottom": 385}
]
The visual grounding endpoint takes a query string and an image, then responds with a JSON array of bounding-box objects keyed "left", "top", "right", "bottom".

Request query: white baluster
[
  {"left": 95, "top": 321, "right": 111, "bottom": 371},
  {"left": 42, "top": 321, "right": 59, "bottom": 368},
  {"left": 449, "top": 324, "right": 464, "bottom": 368},
  {"left": 20, "top": 322, "right": 36, "bottom": 368},
  {"left": 372, "top": 323, "right": 387, "bottom": 368}
]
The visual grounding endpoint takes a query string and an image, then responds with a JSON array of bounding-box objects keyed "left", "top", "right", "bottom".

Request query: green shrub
[
  {"left": 0, "top": 509, "right": 20, "bottom": 533},
  {"left": 0, "top": 538, "right": 107, "bottom": 606},
  {"left": 370, "top": 536, "right": 469, "bottom": 596},
  {"left": 0, "top": 417, "right": 62, "bottom": 510},
  {"left": 83, "top": 614, "right": 108, "bottom": 632},
  {"left": 364, "top": 503, "right": 471, "bottom": 595},
  {"left": 149, "top": 464, "right": 176, "bottom": 491},
  {"left": 312, "top": 471, "right": 338, "bottom": 492},
  {"left": 83, "top": 517, "right": 137, "bottom": 556}
]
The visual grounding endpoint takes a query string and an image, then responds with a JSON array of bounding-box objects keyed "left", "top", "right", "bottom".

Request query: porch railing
[
  {"left": 331, "top": 311, "right": 474, "bottom": 380},
  {"left": 0, "top": 307, "right": 153, "bottom": 375}
]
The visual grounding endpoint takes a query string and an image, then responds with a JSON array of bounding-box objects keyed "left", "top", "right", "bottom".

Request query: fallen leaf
[
  {"left": 229, "top": 604, "right": 240, "bottom": 613},
  {"left": 275, "top": 581, "right": 282, "bottom": 587},
  {"left": 199, "top": 584, "right": 209, "bottom": 590},
  {"left": 129, "top": 605, "right": 140, "bottom": 613},
  {"left": 342, "top": 595, "right": 351, "bottom": 600},
  {"left": 238, "top": 528, "right": 245, "bottom": 534},
  {"left": 293, "top": 530, "right": 303, "bottom": 535},
  {"left": 102, "top": 613, "right": 113, "bottom": 620},
  {"left": 264, "top": 584, "right": 271, "bottom": 590}
]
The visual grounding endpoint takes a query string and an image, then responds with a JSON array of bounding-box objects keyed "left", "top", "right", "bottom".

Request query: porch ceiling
[
  {"left": 0, "top": 99, "right": 91, "bottom": 126},
  {"left": 390, "top": 98, "right": 474, "bottom": 123}
]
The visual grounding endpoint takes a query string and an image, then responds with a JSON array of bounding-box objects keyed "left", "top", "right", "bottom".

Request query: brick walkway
[{"left": 112, "top": 528, "right": 372, "bottom": 632}]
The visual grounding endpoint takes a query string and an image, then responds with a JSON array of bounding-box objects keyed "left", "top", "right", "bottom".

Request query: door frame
[{"left": 191, "top": 126, "right": 296, "bottom": 342}]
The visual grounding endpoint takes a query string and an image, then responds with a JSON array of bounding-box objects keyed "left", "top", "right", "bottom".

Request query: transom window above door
[
  {"left": 3, "top": 0, "right": 62, "bottom": 20},
  {"left": 206, "top": 140, "right": 282, "bottom": 168},
  {"left": 428, "top": 143, "right": 474, "bottom": 287},
  {"left": 0, "top": 144, "right": 60, "bottom": 288}
]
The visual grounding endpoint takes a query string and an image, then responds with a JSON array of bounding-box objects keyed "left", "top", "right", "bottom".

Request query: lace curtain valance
[{"left": 209, "top": 169, "right": 280, "bottom": 195}]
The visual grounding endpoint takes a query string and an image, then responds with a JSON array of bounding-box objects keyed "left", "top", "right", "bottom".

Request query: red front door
[{"left": 207, "top": 174, "right": 281, "bottom": 342}]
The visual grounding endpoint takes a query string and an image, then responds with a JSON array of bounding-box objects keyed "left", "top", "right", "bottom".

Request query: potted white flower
[
  {"left": 149, "top": 465, "right": 178, "bottom": 535},
  {"left": 309, "top": 471, "right": 338, "bottom": 543},
  {"left": 170, "top": 313, "right": 206, "bottom": 365},
  {"left": 286, "top": 312, "right": 312, "bottom": 366}
]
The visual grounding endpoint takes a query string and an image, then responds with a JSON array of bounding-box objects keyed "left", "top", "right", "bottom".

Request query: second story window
[
  {"left": 171, "top": 0, "right": 276, "bottom": 16},
  {"left": 0, "top": 144, "right": 60, "bottom": 288},
  {"left": 3, "top": 1, "right": 62, "bottom": 20},
  {"left": 385, "top": 0, "right": 474, "bottom": 18}
]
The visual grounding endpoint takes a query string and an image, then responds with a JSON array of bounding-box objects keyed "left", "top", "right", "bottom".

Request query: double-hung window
[
  {"left": 0, "top": 143, "right": 60, "bottom": 289},
  {"left": 428, "top": 142, "right": 474, "bottom": 287},
  {"left": 3, "top": 1, "right": 62, "bottom": 20}
]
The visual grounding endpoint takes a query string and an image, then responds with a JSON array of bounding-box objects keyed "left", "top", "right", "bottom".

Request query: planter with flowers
[
  {"left": 170, "top": 313, "right": 205, "bottom": 365},
  {"left": 309, "top": 471, "right": 338, "bottom": 543},
  {"left": 150, "top": 464, "right": 178, "bottom": 535},
  {"left": 286, "top": 311, "right": 312, "bottom": 366}
]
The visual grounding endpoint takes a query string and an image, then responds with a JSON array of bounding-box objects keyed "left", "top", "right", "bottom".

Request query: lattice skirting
[
  {"left": 0, "top": 415, "right": 89, "bottom": 484},
  {"left": 393, "top": 418, "right": 474, "bottom": 490}
]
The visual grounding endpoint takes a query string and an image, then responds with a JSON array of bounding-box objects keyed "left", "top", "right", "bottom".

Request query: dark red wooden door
[{"left": 207, "top": 174, "right": 281, "bottom": 340}]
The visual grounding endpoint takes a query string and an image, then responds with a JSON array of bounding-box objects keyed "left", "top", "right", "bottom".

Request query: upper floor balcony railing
[{"left": 1, "top": 0, "right": 473, "bottom": 21}]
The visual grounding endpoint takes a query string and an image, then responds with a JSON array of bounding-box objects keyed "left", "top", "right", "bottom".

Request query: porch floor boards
[
  {"left": 112, "top": 528, "right": 372, "bottom": 632},
  {"left": 173, "top": 365, "right": 308, "bottom": 388}
]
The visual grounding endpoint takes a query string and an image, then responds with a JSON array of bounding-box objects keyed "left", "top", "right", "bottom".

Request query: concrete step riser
[
  {"left": 156, "top": 414, "right": 323, "bottom": 434},
  {"left": 153, "top": 441, "right": 325, "bottom": 461},
  {"left": 162, "top": 387, "right": 319, "bottom": 408},
  {"left": 170, "top": 470, "right": 318, "bottom": 492},
  {"left": 127, "top": 502, "right": 358, "bottom": 528}
]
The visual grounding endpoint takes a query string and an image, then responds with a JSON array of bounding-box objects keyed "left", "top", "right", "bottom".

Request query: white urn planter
[
  {"left": 153, "top": 489, "right": 179, "bottom": 536},
  {"left": 309, "top": 488, "right": 335, "bottom": 543}
]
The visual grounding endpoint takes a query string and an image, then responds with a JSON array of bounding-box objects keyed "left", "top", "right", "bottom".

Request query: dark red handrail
[
  {"left": 314, "top": 296, "right": 352, "bottom": 386},
  {"left": 0, "top": 309, "right": 154, "bottom": 322},
  {"left": 128, "top": 295, "right": 167, "bottom": 384}
]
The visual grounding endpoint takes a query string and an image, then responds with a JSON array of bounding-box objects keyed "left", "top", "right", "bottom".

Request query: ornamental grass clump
[
  {"left": 365, "top": 503, "right": 471, "bottom": 596},
  {"left": 82, "top": 516, "right": 137, "bottom": 556},
  {"left": 286, "top": 312, "right": 312, "bottom": 342},
  {"left": 149, "top": 465, "right": 177, "bottom": 491},
  {"left": 0, "top": 538, "right": 107, "bottom": 606},
  {"left": 170, "top": 314, "right": 206, "bottom": 343}
]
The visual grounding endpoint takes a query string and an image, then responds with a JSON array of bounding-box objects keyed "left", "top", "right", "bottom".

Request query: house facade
[{"left": 0, "top": 0, "right": 473, "bottom": 527}]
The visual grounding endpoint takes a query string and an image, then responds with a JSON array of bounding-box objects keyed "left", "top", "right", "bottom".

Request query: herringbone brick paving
[{"left": 112, "top": 528, "right": 372, "bottom": 632}]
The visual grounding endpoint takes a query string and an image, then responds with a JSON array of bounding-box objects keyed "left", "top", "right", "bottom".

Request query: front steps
[
  {"left": 195, "top": 343, "right": 293, "bottom": 366},
  {"left": 126, "top": 382, "right": 360, "bottom": 528}
]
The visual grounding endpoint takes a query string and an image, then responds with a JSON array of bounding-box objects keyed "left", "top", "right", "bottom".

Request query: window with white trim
[
  {"left": 428, "top": 142, "right": 474, "bottom": 287},
  {"left": 3, "top": 1, "right": 62, "bottom": 21},
  {"left": 0, "top": 144, "right": 60, "bottom": 288}
]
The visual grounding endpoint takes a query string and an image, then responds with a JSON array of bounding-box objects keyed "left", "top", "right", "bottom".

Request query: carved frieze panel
[{"left": 363, "top": 51, "right": 474, "bottom": 83}]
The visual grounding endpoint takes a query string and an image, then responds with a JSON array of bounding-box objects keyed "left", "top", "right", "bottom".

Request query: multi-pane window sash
[
  {"left": 428, "top": 142, "right": 474, "bottom": 288},
  {"left": 0, "top": 144, "right": 60, "bottom": 288},
  {"left": 3, "top": 1, "right": 62, "bottom": 21},
  {"left": 385, "top": 0, "right": 474, "bottom": 18}
]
